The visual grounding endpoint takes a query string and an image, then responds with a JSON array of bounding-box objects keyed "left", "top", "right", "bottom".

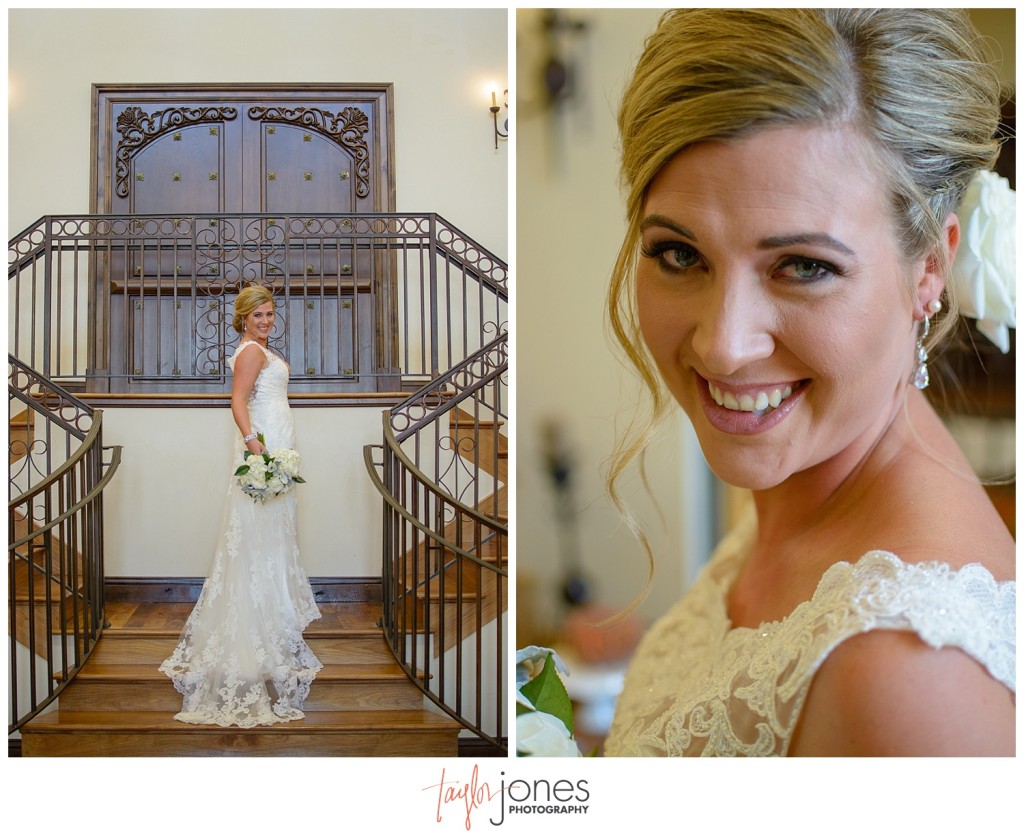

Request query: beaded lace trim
[{"left": 605, "top": 515, "right": 1016, "bottom": 757}]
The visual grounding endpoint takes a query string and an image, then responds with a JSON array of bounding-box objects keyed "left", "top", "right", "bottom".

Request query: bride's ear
[{"left": 914, "top": 212, "right": 957, "bottom": 318}]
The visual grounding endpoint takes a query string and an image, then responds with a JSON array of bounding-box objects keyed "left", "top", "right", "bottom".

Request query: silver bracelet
[{"left": 243, "top": 432, "right": 258, "bottom": 443}]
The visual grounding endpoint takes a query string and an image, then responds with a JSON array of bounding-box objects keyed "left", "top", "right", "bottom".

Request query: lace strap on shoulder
[
  {"left": 819, "top": 554, "right": 1016, "bottom": 694},
  {"left": 227, "top": 340, "right": 269, "bottom": 371}
]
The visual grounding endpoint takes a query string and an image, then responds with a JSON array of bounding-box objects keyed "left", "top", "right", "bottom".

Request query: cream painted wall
[
  {"left": 516, "top": 9, "right": 711, "bottom": 637},
  {"left": 8, "top": 8, "right": 507, "bottom": 578},
  {"left": 7, "top": 7, "right": 508, "bottom": 255},
  {"left": 102, "top": 407, "right": 383, "bottom": 576}
]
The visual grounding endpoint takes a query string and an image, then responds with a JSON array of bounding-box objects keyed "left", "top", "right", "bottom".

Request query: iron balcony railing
[
  {"left": 9, "top": 357, "right": 121, "bottom": 732},
  {"left": 9, "top": 213, "right": 507, "bottom": 396},
  {"left": 365, "top": 333, "right": 508, "bottom": 750}
]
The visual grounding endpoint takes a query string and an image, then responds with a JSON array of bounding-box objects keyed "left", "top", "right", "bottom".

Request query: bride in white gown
[{"left": 160, "top": 285, "right": 322, "bottom": 727}]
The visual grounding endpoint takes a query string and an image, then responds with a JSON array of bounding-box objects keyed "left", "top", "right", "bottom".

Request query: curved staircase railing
[
  {"left": 8, "top": 356, "right": 121, "bottom": 732},
  {"left": 365, "top": 333, "right": 508, "bottom": 750}
]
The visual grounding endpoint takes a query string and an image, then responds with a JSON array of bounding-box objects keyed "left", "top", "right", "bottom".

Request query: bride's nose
[{"left": 690, "top": 276, "right": 775, "bottom": 376}]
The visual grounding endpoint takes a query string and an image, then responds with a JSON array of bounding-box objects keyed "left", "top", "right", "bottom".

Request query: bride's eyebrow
[
  {"left": 758, "top": 233, "right": 855, "bottom": 256},
  {"left": 639, "top": 214, "right": 697, "bottom": 240}
]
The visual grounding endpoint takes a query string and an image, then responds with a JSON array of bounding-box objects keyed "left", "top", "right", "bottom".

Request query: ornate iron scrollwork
[
  {"left": 248, "top": 105, "right": 371, "bottom": 197},
  {"left": 114, "top": 105, "right": 238, "bottom": 198}
]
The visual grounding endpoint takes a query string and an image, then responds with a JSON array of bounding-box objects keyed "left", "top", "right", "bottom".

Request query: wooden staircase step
[
  {"left": 21, "top": 709, "right": 458, "bottom": 756},
  {"left": 87, "top": 634, "right": 397, "bottom": 665},
  {"left": 58, "top": 659, "right": 425, "bottom": 714},
  {"left": 449, "top": 408, "right": 505, "bottom": 429},
  {"left": 102, "top": 600, "right": 382, "bottom": 636}
]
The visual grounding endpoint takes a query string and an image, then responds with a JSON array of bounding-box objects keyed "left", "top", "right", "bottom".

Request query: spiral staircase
[{"left": 9, "top": 212, "right": 507, "bottom": 755}]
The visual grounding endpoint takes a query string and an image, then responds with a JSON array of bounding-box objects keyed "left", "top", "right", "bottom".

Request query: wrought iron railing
[
  {"left": 365, "top": 333, "right": 508, "bottom": 750},
  {"left": 8, "top": 357, "right": 121, "bottom": 732},
  {"left": 9, "top": 209, "right": 506, "bottom": 747},
  {"left": 8, "top": 213, "right": 506, "bottom": 396}
]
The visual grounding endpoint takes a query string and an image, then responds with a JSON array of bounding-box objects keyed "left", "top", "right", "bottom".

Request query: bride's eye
[
  {"left": 774, "top": 256, "right": 842, "bottom": 283},
  {"left": 641, "top": 240, "right": 703, "bottom": 273}
]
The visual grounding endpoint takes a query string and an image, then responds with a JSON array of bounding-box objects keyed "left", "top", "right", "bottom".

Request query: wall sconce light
[{"left": 490, "top": 88, "right": 509, "bottom": 149}]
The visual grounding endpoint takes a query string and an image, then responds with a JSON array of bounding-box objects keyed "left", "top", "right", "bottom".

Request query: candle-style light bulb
[{"left": 491, "top": 90, "right": 497, "bottom": 108}]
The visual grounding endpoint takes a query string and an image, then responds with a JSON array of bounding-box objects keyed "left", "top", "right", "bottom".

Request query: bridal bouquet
[
  {"left": 234, "top": 434, "right": 306, "bottom": 503},
  {"left": 516, "top": 646, "right": 582, "bottom": 757}
]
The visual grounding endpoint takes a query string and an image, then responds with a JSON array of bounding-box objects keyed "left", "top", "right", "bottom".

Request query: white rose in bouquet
[
  {"left": 243, "top": 456, "right": 268, "bottom": 486},
  {"left": 516, "top": 710, "right": 581, "bottom": 757}
]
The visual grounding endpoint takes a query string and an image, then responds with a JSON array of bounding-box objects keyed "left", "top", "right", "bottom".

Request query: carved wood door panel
[{"left": 90, "top": 84, "right": 395, "bottom": 396}]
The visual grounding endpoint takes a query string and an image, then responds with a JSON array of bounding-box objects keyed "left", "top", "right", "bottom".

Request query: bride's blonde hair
[{"left": 606, "top": 9, "right": 1003, "bottom": 571}]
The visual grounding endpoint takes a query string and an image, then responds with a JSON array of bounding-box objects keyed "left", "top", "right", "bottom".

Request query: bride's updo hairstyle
[
  {"left": 232, "top": 284, "right": 276, "bottom": 335},
  {"left": 607, "top": 8, "right": 1003, "bottom": 502}
]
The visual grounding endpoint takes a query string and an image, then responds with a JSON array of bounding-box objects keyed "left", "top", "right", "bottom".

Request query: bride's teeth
[{"left": 710, "top": 381, "right": 799, "bottom": 413}]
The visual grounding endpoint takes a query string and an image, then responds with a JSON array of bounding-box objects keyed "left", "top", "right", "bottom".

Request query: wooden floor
[
  {"left": 20, "top": 600, "right": 462, "bottom": 757},
  {"left": 104, "top": 599, "right": 382, "bottom": 635}
]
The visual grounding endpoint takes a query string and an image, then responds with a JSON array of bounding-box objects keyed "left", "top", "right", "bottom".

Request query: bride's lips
[{"left": 696, "top": 372, "right": 807, "bottom": 435}]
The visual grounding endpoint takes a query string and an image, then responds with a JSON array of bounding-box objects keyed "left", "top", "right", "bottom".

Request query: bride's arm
[
  {"left": 230, "top": 346, "right": 268, "bottom": 455},
  {"left": 789, "top": 630, "right": 1015, "bottom": 756}
]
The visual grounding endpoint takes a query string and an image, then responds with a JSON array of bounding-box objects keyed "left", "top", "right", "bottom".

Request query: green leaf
[
  {"left": 234, "top": 464, "right": 250, "bottom": 476},
  {"left": 518, "top": 654, "right": 574, "bottom": 735},
  {"left": 256, "top": 432, "right": 266, "bottom": 447},
  {"left": 293, "top": 475, "right": 306, "bottom": 484}
]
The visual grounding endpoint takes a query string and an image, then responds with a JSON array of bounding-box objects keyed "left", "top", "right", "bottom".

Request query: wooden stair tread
[
  {"left": 90, "top": 632, "right": 390, "bottom": 652},
  {"left": 69, "top": 661, "right": 412, "bottom": 682},
  {"left": 24, "top": 708, "right": 457, "bottom": 733},
  {"left": 450, "top": 409, "right": 505, "bottom": 429},
  {"left": 102, "top": 600, "right": 381, "bottom": 633},
  {"left": 101, "top": 626, "right": 380, "bottom": 638}
]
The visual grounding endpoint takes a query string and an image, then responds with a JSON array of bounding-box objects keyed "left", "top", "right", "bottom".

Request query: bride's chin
[
  {"left": 708, "top": 460, "right": 785, "bottom": 493},
  {"left": 691, "top": 433, "right": 790, "bottom": 492}
]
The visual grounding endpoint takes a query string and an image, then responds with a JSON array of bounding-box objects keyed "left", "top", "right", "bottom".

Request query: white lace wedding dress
[
  {"left": 605, "top": 510, "right": 1016, "bottom": 756},
  {"left": 160, "top": 340, "right": 322, "bottom": 727}
]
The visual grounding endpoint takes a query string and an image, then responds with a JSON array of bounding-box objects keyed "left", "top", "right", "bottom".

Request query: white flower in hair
[{"left": 951, "top": 170, "right": 1016, "bottom": 353}]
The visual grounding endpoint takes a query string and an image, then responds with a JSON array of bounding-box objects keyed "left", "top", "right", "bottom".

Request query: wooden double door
[{"left": 90, "top": 84, "right": 396, "bottom": 395}]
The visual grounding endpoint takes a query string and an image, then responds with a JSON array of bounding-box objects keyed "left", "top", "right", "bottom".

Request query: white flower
[
  {"left": 515, "top": 646, "right": 569, "bottom": 710},
  {"left": 951, "top": 170, "right": 1016, "bottom": 353},
  {"left": 273, "top": 448, "right": 302, "bottom": 478},
  {"left": 267, "top": 475, "right": 286, "bottom": 494},
  {"left": 242, "top": 456, "right": 268, "bottom": 486},
  {"left": 516, "top": 710, "right": 582, "bottom": 757}
]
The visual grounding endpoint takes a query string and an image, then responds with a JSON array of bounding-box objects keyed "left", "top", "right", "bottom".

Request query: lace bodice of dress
[
  {"left": 227, "top": 340, "right": 294, "bottom": 454},
  {"left": 604, "top": 512, "right": 1016, "bottom": 757}
]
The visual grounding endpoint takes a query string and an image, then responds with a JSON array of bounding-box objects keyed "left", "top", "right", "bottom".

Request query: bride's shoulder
[
  {"left": 851, "top": 454, "right": 1014, "bottom": 581},
  {"left": 228, "top": 339, "right": 269, "bottom": 371}
]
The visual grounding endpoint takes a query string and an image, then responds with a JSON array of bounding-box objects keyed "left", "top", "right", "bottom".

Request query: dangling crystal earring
[{"left": 912, "top": 299, "right": 942, "bottom": 390}]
